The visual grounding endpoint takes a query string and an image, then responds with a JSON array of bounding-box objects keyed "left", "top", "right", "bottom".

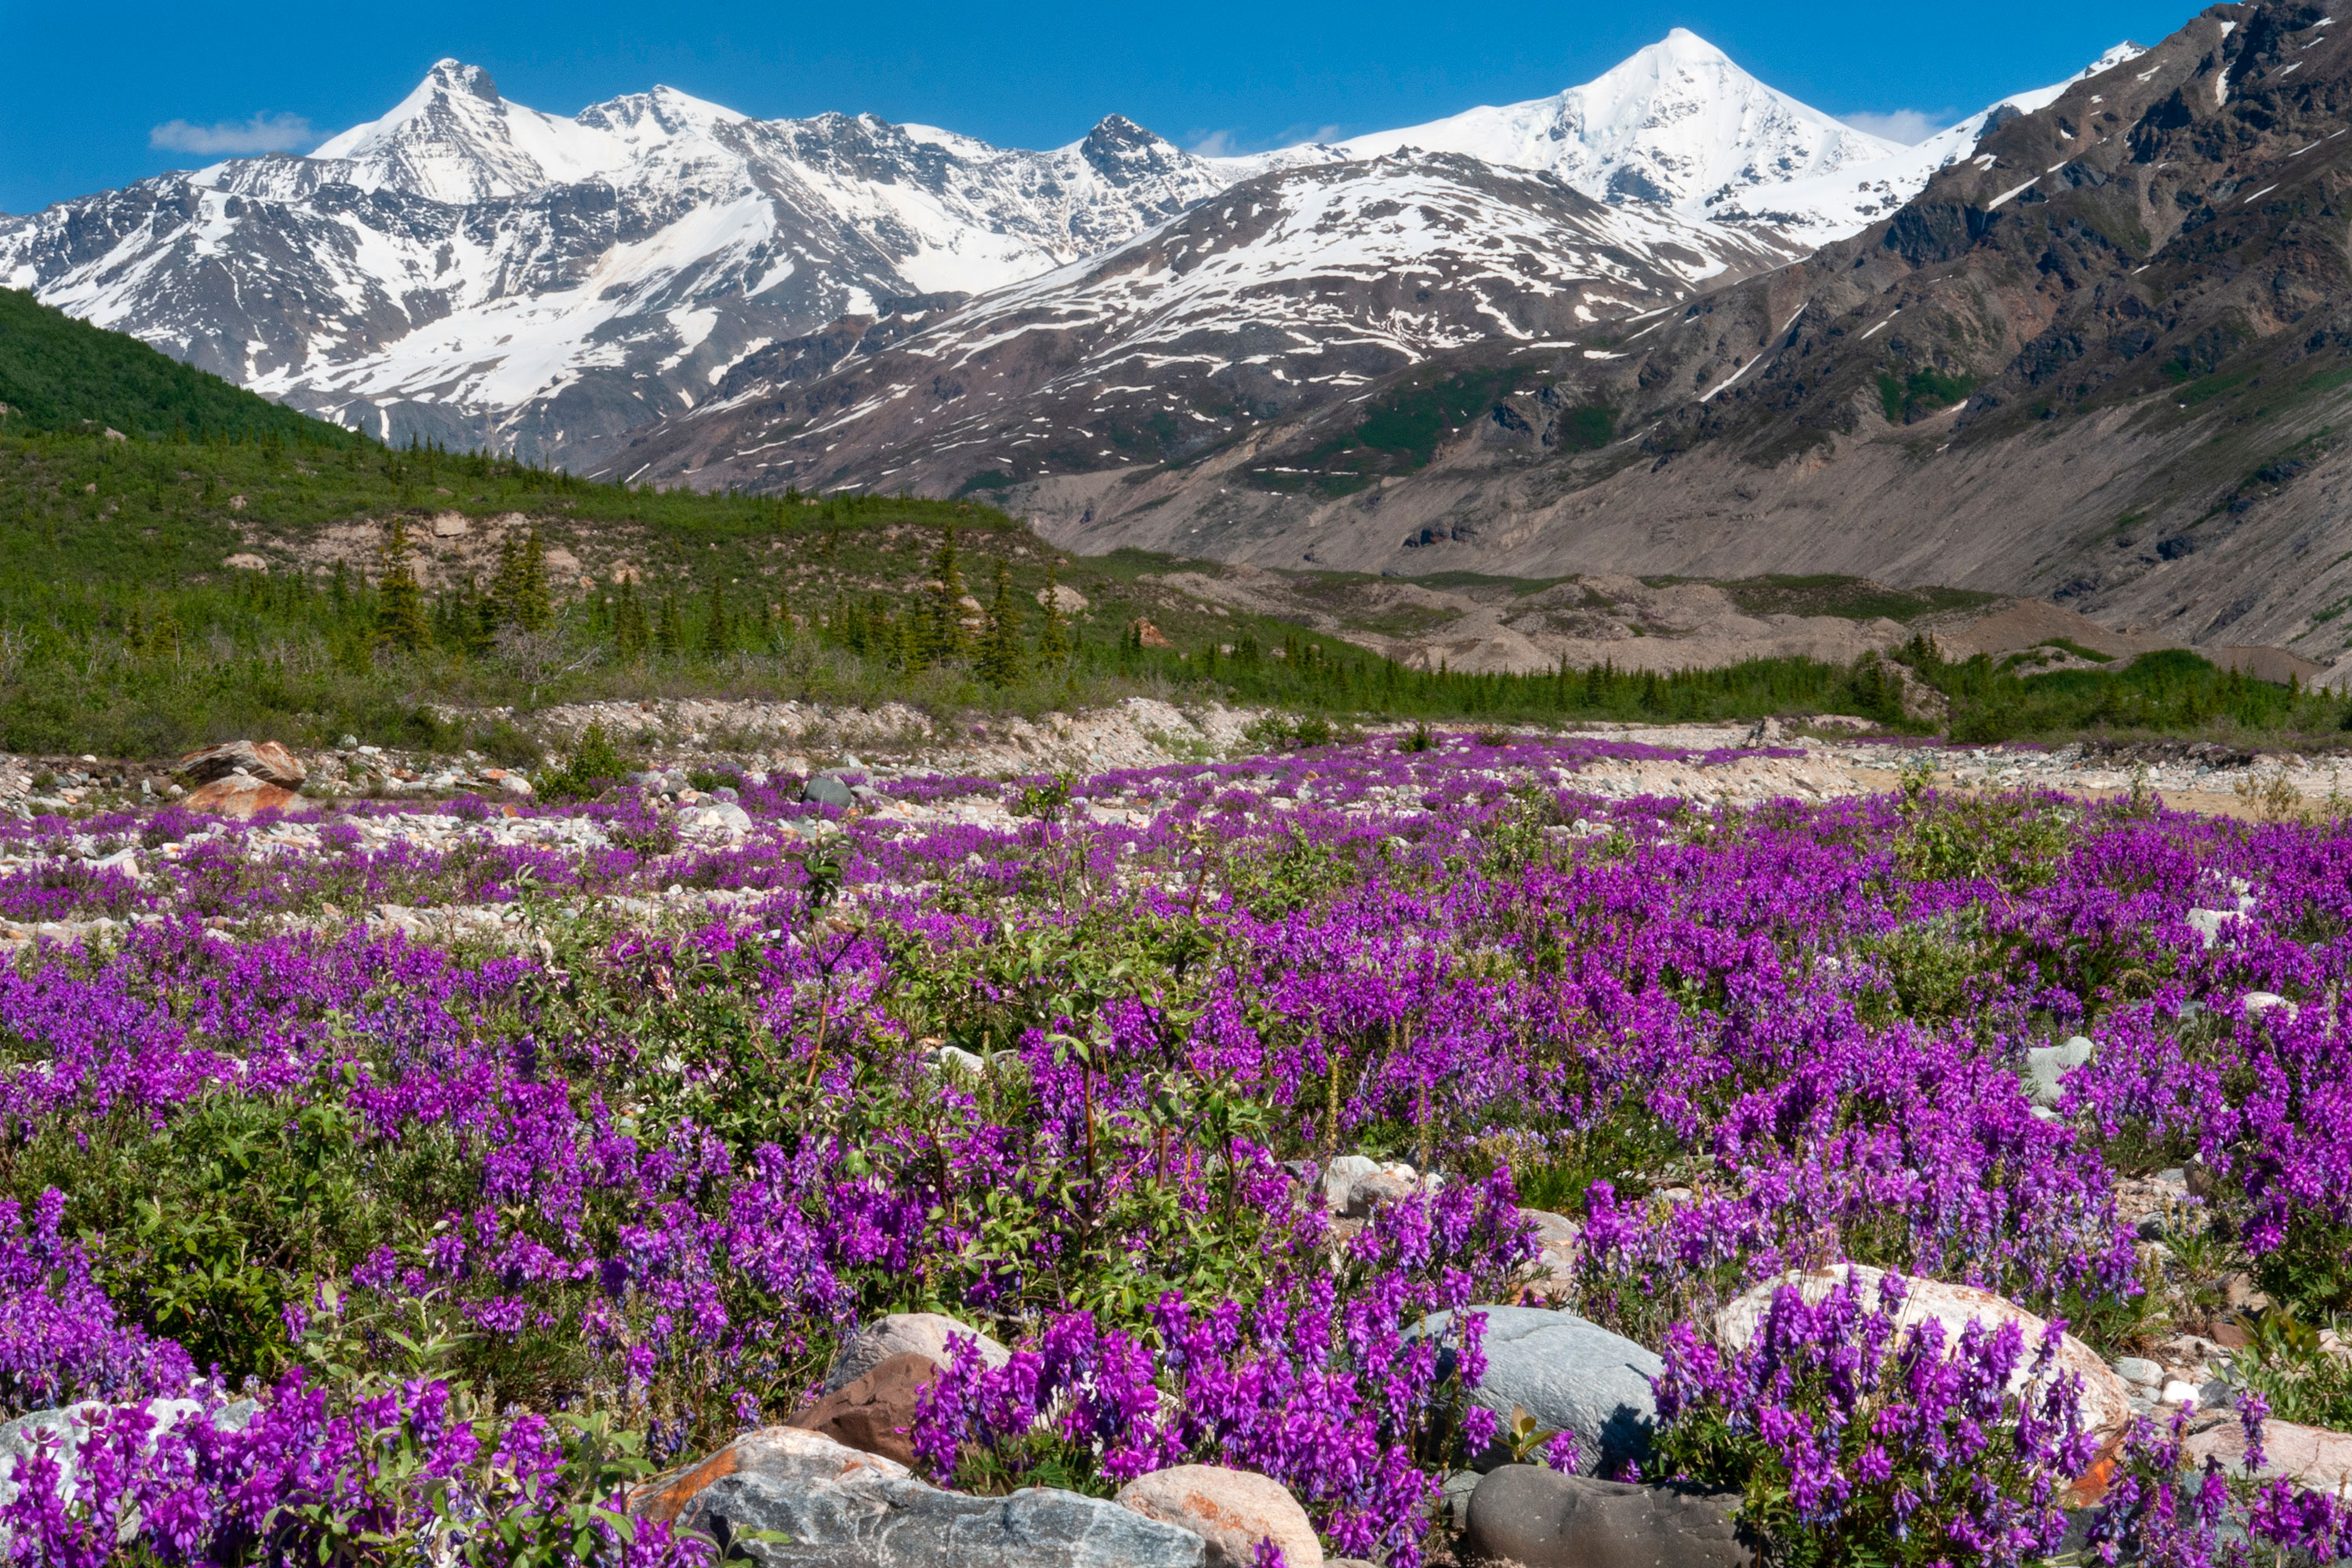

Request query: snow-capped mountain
[
  {"left": 0, "top": 37, "right": 2140, "bottom": 465},
  {"left": 1320, "top": 30, "right": 2146, "bottom": 247},
  {"left": 1333, "top": 31, "right": 1904, "bottom": 237},
  {"left": 0, "top": 60, "right": 1269, "bottom": 464},
  {"left": 597, "top": 151, "right": 1805, "bottom": 494}
]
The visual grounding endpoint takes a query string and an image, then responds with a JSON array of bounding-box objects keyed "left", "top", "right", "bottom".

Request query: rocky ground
[{"left": 2, "top": 700, "right": 2343, "bottom": 836}]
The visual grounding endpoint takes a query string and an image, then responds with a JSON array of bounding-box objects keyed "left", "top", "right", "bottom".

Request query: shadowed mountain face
[{"left": 689, "top": 0, "right": 2352, "bottom": 669}]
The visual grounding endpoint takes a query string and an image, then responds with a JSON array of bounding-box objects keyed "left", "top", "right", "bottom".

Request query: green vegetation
[
  {"left": 1355, "top": 369, "right": 1520, "bottom": 466},
  {"left": 1555, "top": 404, "right": 1617, "bottom": 451},
  {"left": 1902, "top": 639, "right": 2345, "bottom": 743},
  {"left": 2, "top": 297, "right": 2342, "bottom": 760},
  {"left": 1250, "top": 372, "right": 1613, "bottom": 492},
  {"left": 0, "top": 289, "right": 362, "bottom": 446},
  {"left": 1716, "top": 575, "right": 2002, "bottom": 625},
  {"left": 1877, "top": 367, "right": 1980, "bottom": 424}
]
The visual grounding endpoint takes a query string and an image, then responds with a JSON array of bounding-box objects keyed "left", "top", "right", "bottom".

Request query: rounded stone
[
  {"left": 1417, "top": 1305, "right": 1661, "bottom": 1476},
  {"left": 1115, "top": 1464, "right": 1322, "bottom": 1568}
]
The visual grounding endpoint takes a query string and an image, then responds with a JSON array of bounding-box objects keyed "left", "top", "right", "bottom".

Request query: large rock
[
  {"left": 0, "top": 1397, "right": 257, "bottom": 1507},
  {"left": 633, "top": 1425, "right": 911, "bottom": 1524},
  {"left": 181, "top": 775, "right": 301, "bottom": 818},
  {"left": 803, "top": 775, "right": 857, "bottom": 809},
  {"left": 1319, "top": 1155, "right": 1381, "bottom": 1211},
  {"left": 688, "top": 1469, "right": 1207, "bottom": 1566},
  {"left": 1714, "top": 1265, "right": 2132, "bottom": 1440},
  {"left": 1115, "top": 1464, "right": 1322, "bottom": 1567},
  {"left": 1418, "top": 1306, "right": 1661, "bottom": 1476},
  {"left": 174, "top": 740, "right": 306, "bottom": 787},
  {"left": 685, "top": 801, "right": 753, "bottom": 835},
  {"left": 2183, "top": 1414, "right": 2352, "bottom": 1499},
  {"left": 1461, "top": 1465, "right": 1749, "bottom": 1568},
  {"left": 825, "top": 1312, "right": 1012, "bottom": 1395},
  {"left": 787, "top": 1352, "right": 937, "bottom": 1467}
]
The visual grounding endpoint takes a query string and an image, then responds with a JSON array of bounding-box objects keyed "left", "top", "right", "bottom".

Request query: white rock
[
  {"left": 2187, "top": 908, "right": 2243, "bottom": 946},
  {"left": 2024, "top": 1035, "right": 2094, "bottom": 1107},
  {"left": 1319, "top": 1154, "right": 1380, "bottom": 1211},
  {"left": 1717, "top": 1264, "right": 2133, "bottom": 1438}
]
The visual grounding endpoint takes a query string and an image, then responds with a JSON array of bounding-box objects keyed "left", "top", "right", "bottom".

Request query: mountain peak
[
  {"left": 423, "top": 59, "right": 502, "bottom": 103},
  {"left": 1334, "top": 30, "right": 1898, "bottom": 216},
  {"left": 1647, "top": 28, "right": 1734, "bottom": 62}
]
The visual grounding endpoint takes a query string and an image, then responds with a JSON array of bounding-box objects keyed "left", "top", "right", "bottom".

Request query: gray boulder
[
  {"left": 685, "top": 801, "right": 753, "bottom": 835},
  {"left": 804, "top": 775, "right": 857, "bottom": 809},
  {"left": 690, "top": 1471, "right": 1208, "bottom": 1567},
  {"left": 1461, "top": 1466, "right": 1749, "bottom": 1568},
  {"left": 1419, "top": 1305, "right": 1661, "bottom": 1476},
  {"left": 1319, "top": 1155, "right": 1380, "bottom": 1210}
]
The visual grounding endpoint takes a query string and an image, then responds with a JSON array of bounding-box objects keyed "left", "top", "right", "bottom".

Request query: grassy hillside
[
  {"left": 0, "top": 289, "right": 364, "bottom": 445},
  {"left": 0, "top": 299, "right": 2339, "bottom": 760}
]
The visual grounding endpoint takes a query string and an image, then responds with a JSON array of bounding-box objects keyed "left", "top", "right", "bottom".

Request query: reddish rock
[
  {"left": 1116, "top": 1464, "right": 1322, "bottom": 1567},
  {"left": 175, "top": 740, "right": 307, "bottom": 787},
  {"left": 785, "top": 1350, "right": 938, "bottom": 1467},
  {"left": 182, "top": 775, "right": 299, "bottom": 818}
]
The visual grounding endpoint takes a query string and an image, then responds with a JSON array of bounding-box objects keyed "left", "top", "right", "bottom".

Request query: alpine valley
[{"left": 24, "top": 7, "right": 2352, "bottom": 666}]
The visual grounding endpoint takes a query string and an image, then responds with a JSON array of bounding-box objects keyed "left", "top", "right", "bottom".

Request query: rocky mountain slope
[
  {"left": 597, "top": 35, "right": 2152, "bottom": 519},
  {"left": 596, "top": 153, "right": 1805, "bottom": 495},
  {"left": 744, "top": 0, "right": 2352, "bottom": 671}
]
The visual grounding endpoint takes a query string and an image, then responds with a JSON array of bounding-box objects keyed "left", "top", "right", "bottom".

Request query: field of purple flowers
[{"left": 0, "top": 729, "right": 2348, "bottom": 1566}]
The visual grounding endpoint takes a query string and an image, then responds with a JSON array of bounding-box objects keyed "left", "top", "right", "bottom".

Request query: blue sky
[{"left": 4, "top": 0, "right": 2195, "bottom": 215}]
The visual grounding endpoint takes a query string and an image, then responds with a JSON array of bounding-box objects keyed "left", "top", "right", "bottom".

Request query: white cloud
[
  {"left": 149, "top": 112, "right": 316, "bottom": 156},
  {"left": 1839, "top": 109, "right": 1948, "bottom": 145},
  {"left": 1189, "top": 123, "right": 1345, "bottom": 158}
]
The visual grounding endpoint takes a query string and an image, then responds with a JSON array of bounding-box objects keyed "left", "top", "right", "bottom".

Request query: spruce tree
[
  {"left": 489, "top": 524, "right": 553, "bottom": 632},
  {"left": 927, "top": 528, "right": 967, "bottom": 659},
  {"left": 613, "top": 580, "right": 647, "bottom": 656},
  {"left": 517, "top": 524, "right": 551, "bottom": 630},
  {"left": 977, "top": 561, "right": 1026, "bottom": 688},
  {"left": 373, "top": 518, "right": 431, "bottom": 655},
  {"left": 488, "top": 533, "right": 523, "bottom": 627},
  {"left": 1035, "top": 564, "right": 1071, "bottom": 667},
  {"left": 699, "top": 580, "right": 732, "bottom": 659},
  {"left": 655, "top": 586, "right": 685, "bottom": 656}
]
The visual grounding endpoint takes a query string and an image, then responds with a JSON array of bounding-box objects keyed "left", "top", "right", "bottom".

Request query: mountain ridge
[{"left": 0, "top": 34, "right": 2111, "bottom": 470}]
